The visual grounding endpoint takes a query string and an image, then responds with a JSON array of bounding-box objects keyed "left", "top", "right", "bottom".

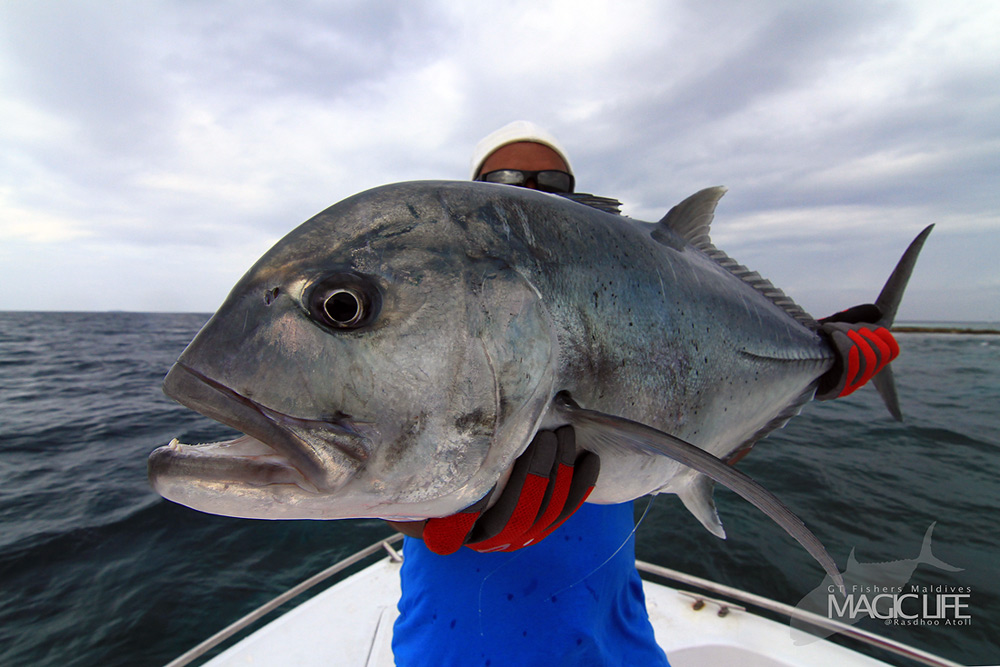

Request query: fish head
[{"left": 149, "top": 182, "right": 557, "bottom": 520}]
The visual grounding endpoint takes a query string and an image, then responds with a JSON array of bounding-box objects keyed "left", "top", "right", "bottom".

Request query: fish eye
[{"left": 307, "top": 272, "right": 381, "bottom": 331}]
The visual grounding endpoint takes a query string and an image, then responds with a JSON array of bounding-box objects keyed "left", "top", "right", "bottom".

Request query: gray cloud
[{"left": 0, "top": 0, "right": 997, "bottom": 320}]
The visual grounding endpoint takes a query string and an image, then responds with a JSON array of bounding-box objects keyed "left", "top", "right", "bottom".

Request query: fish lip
[{"left": 162, "top": 362, "right": 368, "bottom": 491}]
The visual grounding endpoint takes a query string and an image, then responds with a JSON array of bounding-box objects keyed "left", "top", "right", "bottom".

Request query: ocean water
[{"left": 0, "top": 311, "right": 997, "bottom": 666}]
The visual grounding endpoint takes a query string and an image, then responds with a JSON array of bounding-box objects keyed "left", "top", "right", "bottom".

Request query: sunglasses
[{"left": 477, "top": 169, "right": 575, "bottom": 193}]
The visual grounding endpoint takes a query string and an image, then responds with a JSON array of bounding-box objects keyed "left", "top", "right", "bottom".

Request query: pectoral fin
[{"left": 553, "top": 395, "right": 843, "bottom": 589}]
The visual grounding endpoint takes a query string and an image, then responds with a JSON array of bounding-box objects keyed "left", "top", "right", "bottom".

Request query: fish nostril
[{"left": 264, "top": 287, "right": 280, "bottom": 305}]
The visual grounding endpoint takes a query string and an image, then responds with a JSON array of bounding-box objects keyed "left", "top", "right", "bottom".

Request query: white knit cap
[{"left": 469, "top": 121, "right": 573, "bottom": 179}]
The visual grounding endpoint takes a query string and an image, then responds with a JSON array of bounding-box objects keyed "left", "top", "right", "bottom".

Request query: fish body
[{"left": 149, "top": 180, "right": 931, "bottom": 582}]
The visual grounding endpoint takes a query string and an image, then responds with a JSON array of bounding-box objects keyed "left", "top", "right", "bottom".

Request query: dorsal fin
[
  {"left": 653, "top": 186, "right": 727, "bottom": 247},
  {"left": 654, "top": 187, "right": 817, "bottom": 328}
]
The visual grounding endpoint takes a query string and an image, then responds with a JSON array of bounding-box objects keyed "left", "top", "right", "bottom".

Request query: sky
[{"left": 1, "top": 1, "right": 998, "bottom": 320}]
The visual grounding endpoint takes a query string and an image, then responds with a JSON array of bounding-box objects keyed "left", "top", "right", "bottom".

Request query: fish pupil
[{"left": 324, "top": 290, "right": 362, "bottom": 324}]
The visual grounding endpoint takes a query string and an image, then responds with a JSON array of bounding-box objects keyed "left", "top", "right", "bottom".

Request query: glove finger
[
  {"left": 843, "top": 333, "right": 866, "bottom": 391},
  {"left": 873, "top": 327, "right": 900, "bottom": 364},
  {"left": 467, "top": 431, "right": 557, "bottom": 551},
  {"left": 842, "top": 328, "right": 878, "bottom": 394},
  {"left": 423, "top": 492, "right": 492, "bottom": 555},
  {"left": 859, "top": 327, "right": 890, "bottom": 375},
  {"left": 506, "top": 425, "right": 579, "bottom": 550},
  {"left": 531, "top": 451, "right": 600, "bottom": 545}
]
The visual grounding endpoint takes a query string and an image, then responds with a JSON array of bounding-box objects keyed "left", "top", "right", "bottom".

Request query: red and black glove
[
  {"left": 422, "top": 426, "right": 600, "bottom": 555},
  {"left": 815, "top": 305, "right": 900, "bottom": 400}
]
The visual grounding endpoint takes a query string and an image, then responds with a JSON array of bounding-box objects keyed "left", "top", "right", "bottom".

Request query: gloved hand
[
  {"left": 815, "top": 305, "right": 900, "bottom": 400},
  {"left": 422, "top": 425, "right": 600, "bottom": 555}
]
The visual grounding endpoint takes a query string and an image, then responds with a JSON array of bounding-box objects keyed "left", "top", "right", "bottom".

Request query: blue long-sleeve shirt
[{"left": 392, "top": 502, "right": 670, "bottom": 666}]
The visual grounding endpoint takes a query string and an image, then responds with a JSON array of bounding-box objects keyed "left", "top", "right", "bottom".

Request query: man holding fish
[
  {"left": 148, "top": 118, "right": 917, "bottom": 665},
  {"left": 389, "top": 121, "right": 898, "bottom": 666}
]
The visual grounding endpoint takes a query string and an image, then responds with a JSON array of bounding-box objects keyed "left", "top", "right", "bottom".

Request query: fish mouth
[
  {"left": 149, "top": 435, "right": 323, "bottom": 494},
  {"left": 151, "top": 362, "right": 369, "bottom": 494}
]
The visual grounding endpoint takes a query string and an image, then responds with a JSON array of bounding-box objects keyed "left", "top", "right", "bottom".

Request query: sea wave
[{"left": 1, "top": 313, "right": 997, "bottom": 666}]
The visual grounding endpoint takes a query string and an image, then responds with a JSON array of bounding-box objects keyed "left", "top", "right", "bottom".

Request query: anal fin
[{"left": 677, "top": 473, "right": 726, "bottom": 539}]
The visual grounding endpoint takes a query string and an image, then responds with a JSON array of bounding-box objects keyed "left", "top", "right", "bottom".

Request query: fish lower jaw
[{"left": 152, "top": 434, "right": 321, "bottom": 494}]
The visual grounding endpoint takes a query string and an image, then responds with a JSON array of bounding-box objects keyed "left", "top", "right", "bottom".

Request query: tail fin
[{"left": 870, "top": 225, "right": 935, "bottom": 420}]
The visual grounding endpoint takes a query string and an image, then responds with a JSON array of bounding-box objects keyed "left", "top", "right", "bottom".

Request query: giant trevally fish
[{"left": 148, "top": 181, "right": 932, "bottom": 586}]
